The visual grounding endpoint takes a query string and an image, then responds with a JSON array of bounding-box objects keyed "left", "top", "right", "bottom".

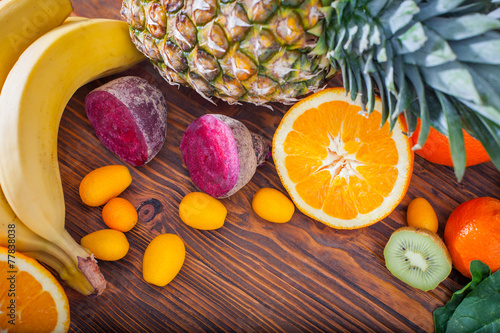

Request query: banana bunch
[
  {"left": 0, "top": 0, "right": 145, "bottom": 296},
  {"left": 0, "top": 188, "right": 98, "bottom": 294},
  {"left": 0, "top": 0, "right": 73, "bottom": 90}
]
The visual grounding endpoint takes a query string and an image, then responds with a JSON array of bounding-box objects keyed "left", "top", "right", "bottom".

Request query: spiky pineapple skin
[
  {"left": 121, "top": 0, "right": 332, "bottom": 105},
  {"left": 122, "top": 0, "right": 500, "bottom": 178}
]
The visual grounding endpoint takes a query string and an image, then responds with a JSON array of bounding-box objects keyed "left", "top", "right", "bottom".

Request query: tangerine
[
  {"left": 410, "top": 119, "right": 490, "bottom": 167},
  {"left": 444, "top": 197, "right": 500, "bottom": 279}
]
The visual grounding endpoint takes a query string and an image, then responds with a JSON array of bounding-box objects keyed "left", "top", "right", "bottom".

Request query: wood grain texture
[{"left": 55, "top": 1, "right": 500, "bottom": 332}]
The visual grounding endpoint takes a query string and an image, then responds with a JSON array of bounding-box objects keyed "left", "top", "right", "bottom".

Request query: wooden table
[{"left": 59, "top": 1, "right": 500, "bottom": 332}]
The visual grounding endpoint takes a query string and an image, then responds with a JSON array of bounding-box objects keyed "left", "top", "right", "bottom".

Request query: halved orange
[
  {"left": 273, "top": 88, "right": 413, "bottom": 229},
  {"left": 0, "top": 246, "right": 70, "bottom": 332}
]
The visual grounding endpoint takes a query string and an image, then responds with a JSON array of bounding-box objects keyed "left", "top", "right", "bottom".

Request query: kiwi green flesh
[{"left": 384, "top": 227, "right": 452, "bottom": 291}]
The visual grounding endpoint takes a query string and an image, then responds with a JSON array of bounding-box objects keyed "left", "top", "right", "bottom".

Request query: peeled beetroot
[
  {"left": 180, "top": 114, "right": 271, "bottom": 198},
  {"left": 85, "top": 76, "right": 167, "bottom": 166}
]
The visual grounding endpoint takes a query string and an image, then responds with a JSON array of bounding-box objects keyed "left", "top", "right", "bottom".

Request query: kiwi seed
[{"left": 383, "top": 226, "right": 452, "bottom": 291}]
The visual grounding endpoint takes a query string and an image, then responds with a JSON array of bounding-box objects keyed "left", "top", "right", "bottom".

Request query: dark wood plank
[{"left": 53, "top": 1, "right": 500, "bottom": 332}]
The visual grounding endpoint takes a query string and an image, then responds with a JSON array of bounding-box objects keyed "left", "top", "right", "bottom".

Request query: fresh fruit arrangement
[
  {"left": 0, "top": 0, "right": 498, "bottom": 330},
  {"left": 121, "top": 0, "right": 500, "bottom": 177},
  {"left": 78, "top": 165, "right": 187, "bottom": 288},
  {"left": 0, "top": 0, "right": 145, "bottom": 297}
]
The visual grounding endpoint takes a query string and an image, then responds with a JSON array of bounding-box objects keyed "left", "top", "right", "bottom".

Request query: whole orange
[
  {"left": 444, "top": 197, "right": 500, "bottom": 279},
  {"left": 410, "top": 119, "right": 490, "bottom": 166}
]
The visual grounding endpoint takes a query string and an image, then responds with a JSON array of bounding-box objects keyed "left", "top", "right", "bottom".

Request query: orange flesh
[
  {"left": 283, "top": 100, "right": 399, "bottom": 219},
  {"left": 0, "top": 262, "right": 58, "bottom": 332}
]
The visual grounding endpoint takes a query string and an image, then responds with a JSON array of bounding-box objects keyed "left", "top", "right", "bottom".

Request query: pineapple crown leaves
[{"left": 321, "top": 0, "right": 500, "bottom": 181}]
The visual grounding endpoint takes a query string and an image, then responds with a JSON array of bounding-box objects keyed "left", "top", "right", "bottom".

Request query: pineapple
[
  {"left": 121, "top": 0, "right": 331, "bottom": 105},
  {"left": 121, "top": 0, "right": 500, "bottom": 179}
]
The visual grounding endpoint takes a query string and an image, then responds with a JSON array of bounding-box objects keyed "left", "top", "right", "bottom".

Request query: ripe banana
[
  {"left": 0, "top": 187, "right": 95, "bottom": 295},
  {"left": 0, "top": 0, "right": 72, "bottom": 90},
  {"left": 0, "top": 19, "right": 145, "bottom": 295}
]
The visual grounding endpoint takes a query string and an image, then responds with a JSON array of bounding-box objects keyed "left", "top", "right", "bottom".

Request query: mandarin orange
[
  {"left": 411, "top": 119, "right": 490, "bottom": 167},
  {"left": 444, "top": 197, "right": 500, "bottom": 279}
]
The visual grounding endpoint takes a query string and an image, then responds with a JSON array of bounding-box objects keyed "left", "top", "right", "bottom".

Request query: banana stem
[
  {"left": 61, "top": 229, "right": 107, "bottom": 296},
  {"left": 24, "top": 251, "right": 96, "bottom": 296},
  {"left": 32, "top": 232, "right": 77, "bottom": 270},
  {"left": 60, "top": 228, "right": 92, "bottom": 261}
]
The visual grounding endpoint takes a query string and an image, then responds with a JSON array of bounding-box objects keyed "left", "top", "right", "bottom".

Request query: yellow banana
[
  {"left": 0, "top": 0, "right": 72, "bottom": 91},
  {"left": 0, "top": 187, "right": 95, "bottom": 295},
  {"left": 63, "top": 16, "right": 88, "bottom": 24},
  {"left": 0, "top": 18, "right": 145, "bottom": 295}
]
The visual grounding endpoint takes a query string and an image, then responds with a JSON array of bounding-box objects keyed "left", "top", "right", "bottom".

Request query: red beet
[
  {"left": 85, "top": 76, "right": 167, "bottom": 166},
  {"left": 180, "top": 114, "right": 270, "bottom": 198}
]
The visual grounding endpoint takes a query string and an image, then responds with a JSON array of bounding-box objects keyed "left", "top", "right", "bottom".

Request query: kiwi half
[{"left": 384, "top": 226, "right": 452, "bottom": 291}]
